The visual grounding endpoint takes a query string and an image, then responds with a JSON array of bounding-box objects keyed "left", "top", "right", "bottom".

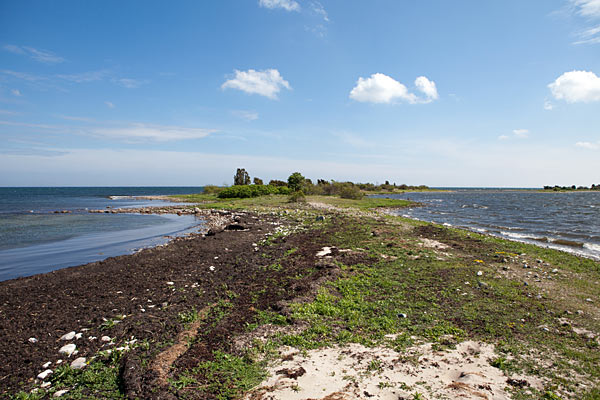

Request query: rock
[
  {"left": 315, "top": 216, "right": 325, "bottom": 221},
  {"left": 209, "top": 266, "right": 215, "bottom": 271},
  {"left": 398, "top": 313, "right": 408, "bottom": 318},
  {"left": 70, "top": 357, "right": 87, "bottom": 369},
  {"left": 551, "top": 268, "right": 559, "bottom": 273},
  {"left": 28, "top": 337, "right": 38, "bottom": 343},
  {"left": 58, "top": 343, "right": 76, "bottom": 356},
  {"left": 40, "top": 381, "right": 51, "bottom": 388},
  {"left": 166, "top": 281, "right": 174, "bottom": 285},
  {"left": 585, "top": 298, "right": 594, "bottom": 303},
  {"left": 101, "top": 336, "right": 111, "bottom": 342},
  {"left": 37, "top": 369, "right": 53, "bottom": 380},
  {"left": 316, "top": 247, "right": 332, "bottom": 257},
  {"left": 502, "top": 266, "right": 510, "bottom": 271},
  {"left": 476, "top": 271, "right": 483, "bottom": 276},
  {"left": 75, "top": 333, "right": 82, "bottom": 340},
  {"left": 60, "top": 331, "right": 76, "bottom": 341},
  {"left": 53, "top": 389, "right": 69, "bottom": 397},
  {"left": 478, "top": 281, "right": 489, "bottom": 288},
  {"left": 42, "top": 361, "right": 52, "bottom": 368},
  {"left": 523, "top": 281, "right": 529, "bottom": 286},
  {"left": 194, "top": 207, "right": 201, "bottom": 214}
]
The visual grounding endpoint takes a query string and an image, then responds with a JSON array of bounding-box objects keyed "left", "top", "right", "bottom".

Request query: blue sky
[{"left": 1, "top": 0, "right": 599, "bottom": 187}]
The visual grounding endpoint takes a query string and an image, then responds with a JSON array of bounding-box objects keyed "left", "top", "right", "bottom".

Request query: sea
[
  {"left": 378, "top": 189, "right": 600, "bottom": 261},
  {"left": 0, "top": 187, "right": 205, "bottom": 281}
]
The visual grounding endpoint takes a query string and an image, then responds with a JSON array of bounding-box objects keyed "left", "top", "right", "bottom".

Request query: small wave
[
  {"left": 500, "top": 231, "right": 545, "bottom": 241},
  {"left": 443, "top": 222, "right": 452, "bottom": 227},
  {"left": 584, "top": 243, "right": 600, "bottom": 252},
  {"left": 472, "top": 227, "right": 487, "bottom": 233},
  {"left": 108, "top": 195, "right": 134, "bottom": 200}
]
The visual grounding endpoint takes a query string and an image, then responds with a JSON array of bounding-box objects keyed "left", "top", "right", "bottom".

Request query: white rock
[
  {"left": 552, "top": 268, "right": 559, "bottom": 273},
  {"left": 75, "top": 333, "right": 82, "bottom": 340},
  {"left": 60, "top": 331, "right": 76, "bottom": 341},
  {"left": 209, "top": 266, "right": 215, "bottom": 271},
  {"left": 70, "top": 357, "right": 87, "bottom": 369},
  {"left": 316, "top": 247, "right": 332, "bottom": 257},
  {"left": 58, "top": 343, "right": 76, "bottom": 356},
  {"left": 101, "top": 336, "right": 111, "bottom": 342},
  {"left": 476, "top": 271, "right": 483, "bottom": 276},
  {"left": 42, "top": 361, "right": 52, "bottom": 368},
  {"left": 37, "top": 369, "right": 53, "bottom": 380},
  {"left": 40, "top": 381, "right": 52, "bottom": 388},
  {"left": 56, "top": 359, "right": 63, "bottom": 364},
  {"left": 54, "top": 389, "right": 69, "bottom": 397},
  {"left": 28, "top": 337, "right": 38, "bottom": 343},
  {"left": 89, "top": 336, "right": 97, "bottom": 340},
  {"left": 166, "top": 281, "right": 174, "bottom": 285}
]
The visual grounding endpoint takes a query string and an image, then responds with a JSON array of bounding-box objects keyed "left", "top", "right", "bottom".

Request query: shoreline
[{"left": 1, "top": 198, "right": 599, "bottom": 399}]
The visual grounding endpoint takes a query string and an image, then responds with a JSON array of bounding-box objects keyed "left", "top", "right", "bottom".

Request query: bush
[
  {"left": 202, "top": 185, "right": 224, "bottom": 195},
  {"left": 217, "top": 185, "right": 290, "bottom": 199},
  {"left": 287, "top": 172, "right": 305, "bottom": 192},
  {"left": 288, "top": 190, "right": 306, "bottom": 203},
  {"left": 339, "top": 185, "right": 363, "bottom": 200}
]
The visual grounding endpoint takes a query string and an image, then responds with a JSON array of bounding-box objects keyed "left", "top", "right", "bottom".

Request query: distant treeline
[
  {"left": 543, "top": 184, "right": 600, "bottom": 191},
  {"left": 203, "top": 168, "right": 429, "bottom": 200}
]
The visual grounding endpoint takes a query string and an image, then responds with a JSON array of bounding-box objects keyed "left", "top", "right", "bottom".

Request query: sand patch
[{"left": 247, "top": 341, "right": 543, "bottom": 400}]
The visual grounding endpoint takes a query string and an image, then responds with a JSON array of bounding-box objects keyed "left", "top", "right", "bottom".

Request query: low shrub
[
  {"left": 217, "top": 185, "right": 290, "bottom": 199},
  {"left": 288, "top": 190, "right": 306, "bottom": 203},
  {"left": 202, "top": 185, "right": 224, "bottom": 195},
  {"left": 339, "top": 185, "right": 364, "bottom": 200}
]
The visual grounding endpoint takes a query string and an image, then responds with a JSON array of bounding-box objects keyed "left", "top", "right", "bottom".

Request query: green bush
[
  {"left": 339, "top": 185, "right": 363, "bottom": 200},
  {"left": 202, "top": 185, "right": 224, "bottom": 195},
  {"left": 288, "top": 190, "right": 306, "bottom": 203},
  {"left": 217, "top": 185, "right": 290, "bottom": 199}
]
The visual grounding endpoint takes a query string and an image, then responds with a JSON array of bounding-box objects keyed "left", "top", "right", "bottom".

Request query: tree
[
  {"left": 234, "top": 168, "right": 251, "bottom": 186},
  {"left": 253, "top": 177, "right": 264, "bottom": 185},
  {"left": 288, "top": 172, "right": 305, "bottom": 192},
  {"left": 269, "top": 179, "right": 288, "bottom": 187}
]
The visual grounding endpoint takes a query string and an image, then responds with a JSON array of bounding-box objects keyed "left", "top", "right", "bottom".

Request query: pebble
[
  {"left": 70, "top": 357, "right": 87, "bottom": 369},
  {"left": 166, "top": 282, "right": 174, "bottom": 285},
  {"left": 40, "top": 381, "right": 52, "bottom": 388},
  {"left": 42, "top": 361, "right": 52, "bottom": 368},
  {"left": 585, "top": 298, "right": 594, "bottom": 303},
  {"left": 101, "top": 336, "right": 111, "bottom": 342},
  {"left": 56, "top": 359, "right": 63, "bottom": 364},
  {"left": 58, "top": 343, "right": 76, "bottom": 356},
  {"left": 552, "top": 268, "right": 559, "bottom": 273},
  {"left": 209, "top": 266, "right": 215, "bottom": 271},
  {"left": 60, "top": 331, "right": 76, "bottom": 341},
  {"left": 54, "top": 389, "right": 69, "bottom": 397},
  {"left": 75, "top": 333, "right": 82, "bottom": 340},
  {"left": 398, "top": 313, "right": 408, "bottom": 318},
  {"left": 28, "top": 337, "right": 38, "bottom": 343},
  {"left": 523, "top": 281, "right": 529, "bottom": 286},
  {"left": 37, "top": 369, "right": 53, "bottom": 380},
  {"left": 476, "top": 271, "right": 483, "bottom": 276}
]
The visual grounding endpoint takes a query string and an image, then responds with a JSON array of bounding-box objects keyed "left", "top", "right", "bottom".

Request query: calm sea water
[
  {"left": 0, "top": 187, "right": 205, "bottom": 281},
  {"left": 377, "top": 190, "right": 600, "bottom": 260}
]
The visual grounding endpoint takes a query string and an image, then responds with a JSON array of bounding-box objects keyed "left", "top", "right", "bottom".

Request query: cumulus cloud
[
  {"left": 222, "top": 69, "right": 291, "bottom": 99},
  {"left": 92, "top": 123, "right": 216, "bottom": 142},
  {"left": 258, "top": 0, "right": 300, "bottom": 11},
  {"left": 575, "top": 140, "right": 600, "bottom": 149},
  {"left": 3, "top": 45, "right": 64, "bottom": 63},
  {"left": 548, "top": 70, "right": 600, "bottom": 103},
  {"left": 349, "top": 73, "right": 438, "bottom": 104}
]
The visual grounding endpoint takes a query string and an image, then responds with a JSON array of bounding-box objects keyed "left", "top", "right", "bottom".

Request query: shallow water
[
  {"left": 377, "top": 189, "right": 600, "bottom": 260},
  {"left": 0, "top": 187, "right": 205, "bottom": 281}
]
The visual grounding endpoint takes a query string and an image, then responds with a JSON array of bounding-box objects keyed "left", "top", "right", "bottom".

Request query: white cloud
[
  {"left": 575, "top": 140, "right": 600, "bottom": 149},
  {"left": 92, "top": 123, "right": 216, "bottom": 142},
  {"left": 231, "top": 110, "right": 259, "bottom": 121},
  {"left": 222, "top": 69, "right": 291, "bottom": 99},
  {"left": 105, "top": 101, "right": 115, "bottom": 109},
  {"left": 57, "top": 70, "right": 108, "bottom": 83},
  {"left": 11, "top": 89, "right": 22, "bottom": 97},
  {"left": 311, "top": 1, "right": 329, "bottom": 21},
  {"left": 573, "top": 25, "right": 600, "bottom": 44},
  {"left": 513, "top": 129, "right": 529, "bottom": 138},
  {"left": 544, "top": 100, "right": 555, "bottom": 110},
  {"left": 349, "top": 73, "right": 438, "bottom": 104},
  {"left": 548, "top": 70, "right": 600, "bottom": 102},
  {"left": 259, "top": 0, "right": 300, "bottom": 11},
  {"left": 3, "top": 45, "right": 64, "bottom": 63},
  {"left": 498, "top": 129, "right": 529, "bottom": 140},
  {"left": 1, "top": 69, "right": 45, "bottom": 82},
  {"left": 415, "top": 76, "right": 439, "bottom": 101},
  {"left": 116, "top": 78, "right": 146, "bottom": 88},
  {"left": 572, "top": 0, "right": 600, "bottom": 18}
]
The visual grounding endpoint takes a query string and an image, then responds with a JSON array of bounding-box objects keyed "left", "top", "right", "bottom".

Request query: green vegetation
[
  {"left": 543, "top": 184, "right": 600, "bottom": 191},
  {"left": 217, "top": 184, "right": 291, "bottom": 199}
]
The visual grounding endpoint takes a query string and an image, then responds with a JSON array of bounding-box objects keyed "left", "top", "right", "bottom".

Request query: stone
[
  {"left": 40, "top": 381, "right": 51, "bottom": 388},
  {"left": 101, "top": 336, "right": 111, "bottom": 342},
  {"left": 551, "top": 268, "right": 558, "bottom": 273},
  {"left": 398, "top": 313, "right": 408, "bottom": 318},
  {"left": 54, "top": 389, "right": 69, "bottom": 397},
  {"left": 70, "top": 357, "right": 87, "bottom": 370},
  {"left": 28, "top": 337, "right": 38, "bottom": 343},
  {"left": 476, "top": 271, "right": 483, "bottom": 276},
  {"left": 194, "top": 207, "right": 201, "bottom": 214},
  {"left": 58, "top": 343, "right": 76, "bottom": 356},
  {"left": 42, "top": 361, "right": 52, "bottom": 368},
  {"left": 60, "top": 331, "right": 76, "bottom": 341},
  {"left": 37, "top": 369, "right": 53, "bottom": 380}
]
